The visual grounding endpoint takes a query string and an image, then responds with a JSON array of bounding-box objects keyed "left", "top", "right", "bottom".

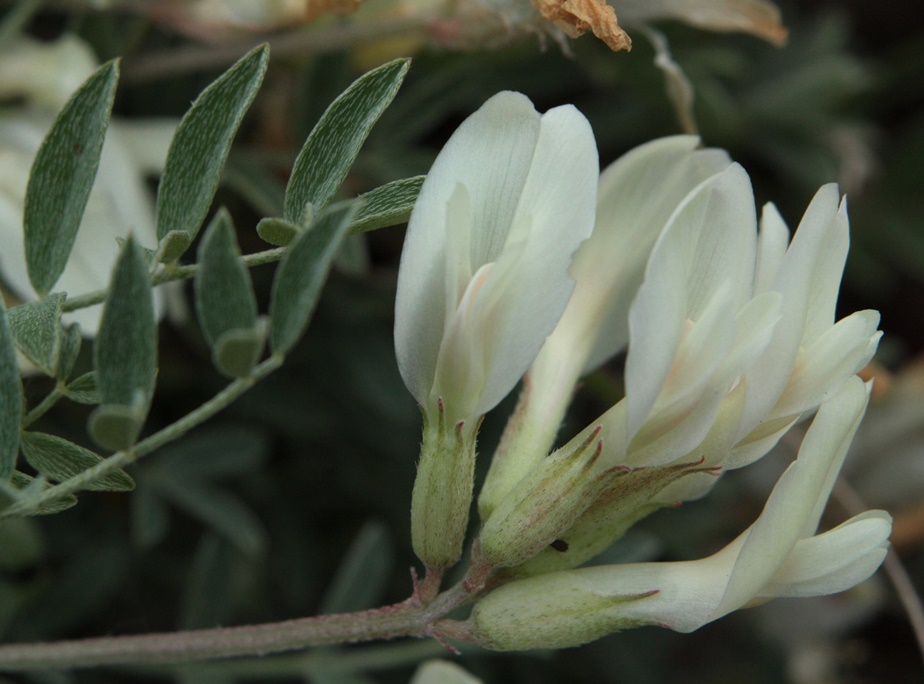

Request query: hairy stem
[
  {"left": 62, "top": 247, "right": 287, "bottom": 314},
  {"left": 1, "top": 355, "right": 283, "bottom": 519},
  {"left": 21, "top": 383, "right": 65, "bottom": 428},
  {"left": 0, "top": 578, "right": 478, "bottom": 670}
]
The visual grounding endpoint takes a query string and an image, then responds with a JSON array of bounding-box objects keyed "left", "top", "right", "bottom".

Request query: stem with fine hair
[
  {"left": 0, "top": 355, "right": 283, "bottom": 519},
  {"left": 0, "top": 578, "right": 479, "bottom": 670}
]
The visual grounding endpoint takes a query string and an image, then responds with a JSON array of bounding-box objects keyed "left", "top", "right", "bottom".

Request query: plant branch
[
  {"left": 0, "top": 355, "right": 283, "bottom": 519},
  {"left": 21, "top": 383, "right": 65, "bottom": 428},
  {"left": 0, "top": 576, "right": 479, "bottom": 671},
  {"left": 61, "top": 247, "right": 287, "bottom": 314}
]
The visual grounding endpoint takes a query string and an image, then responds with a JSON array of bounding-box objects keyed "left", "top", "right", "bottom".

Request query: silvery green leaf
[
  {"left": 10, "top": 472, "right": 78, "bottom": 515},
  {"left": 212, "top": 324, "right": 265, "bottom": 379},
  {"left": 194, "top": 209, "right": 258, "bottom": 348},
  {"left": 155, "top": 230, "right": 193, "bottom": 264},
  {"left": 269, "top": 201, "right": 358, "bottom": 356},
  {"left": 350, "top": 175, "right": 425, "bottom": 234},
  {"left": 0, "top": 298, "right": 22, "bottom": 480},
  {"left": 55, "top": 322, "right": 82, "bottom": 380},
  {"left": 6, "top": 293, "right": 65, "bottom": 375},
  {"left": 20, "top": 432, "right": 134, "bottom": 492},
  {"left": 155, "top": 45, "right": 269, "bottom": 248},
  {"left": 255, "top": 217, "right": 301, "bottom": 247},
  {"left": 284, "top": 59, "right": 409, "bottom": 225},
  {"left": 63, "top": 372, "right": 100, "bottom": 405},
  {"left": 90, "top": 236, "right": 157, "bottom": 450},
  {"left": 23, "top": 60, "right": 119, "bottom": 295}
]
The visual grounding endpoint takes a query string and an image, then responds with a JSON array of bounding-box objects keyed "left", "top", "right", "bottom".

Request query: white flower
[
  {"left": 478, "top": 140, "right": 881, "bottom": 575},
  {"left": 468, "top": 377, "right": 891, "bottom": 650},
  {"left": 480, "top": 135, "right": 732, "bottom": 516},
  {"left": 399, "top": 91, "right": 599, "bottom": 574},
  {"left": 0, "top": 36, "right": 178, "bottom": 338},
  {"left": 394, "top": 91, "right": 598, "bottom": 424}
]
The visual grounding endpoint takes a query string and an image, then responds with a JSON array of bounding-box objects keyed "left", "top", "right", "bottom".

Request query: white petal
[
  {"left": 395, "top": 92, "right": 598, "bottom": 418},
  {"left": 737, "top": 184, "right": 850, "bottom": 439},
  {"left": 773, "top": 310, "right": 881, "bottom": 418},
  {"left": 753, "top": 202, "right": 789, "bottom": 294},
  {"left": 576, "top": 136, "right": 732, "bottom": 372},
  {"left": 714, "top": 377, "right": 870, "bottom": 617},
  {"left": 394, "top": 92, "right": 542, "bottom": 408},
  {"left": 759, "top": 510, "right": 891, "bottom": 599},
  {"left": 625, "top": 163, "right": 756, "bottom": 442},
  {"left": 468, "top": 103, "right": 598, "bottom": 415}
]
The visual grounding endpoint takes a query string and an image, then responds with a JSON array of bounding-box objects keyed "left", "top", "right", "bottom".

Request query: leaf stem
[
  {"left": 0, "top": 576, "right": 479, "bottom": 670},
  {"left": 61, "top": 247, "right": 287, "bottom": 313},
  {"left": 0, "top": 355, "right": 283, "bottom": 519},
  {"left": 21, "top": 383, "right": 65, "bottom": 428}
]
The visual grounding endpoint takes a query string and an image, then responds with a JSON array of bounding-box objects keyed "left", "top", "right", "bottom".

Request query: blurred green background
[{"left": 2, "top": 0, "right": 923, "bottom": 682}]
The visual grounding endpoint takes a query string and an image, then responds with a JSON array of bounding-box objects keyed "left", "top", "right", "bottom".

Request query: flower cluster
[{"left": 394, "top": 91, "right": 889, "bottom": 646}]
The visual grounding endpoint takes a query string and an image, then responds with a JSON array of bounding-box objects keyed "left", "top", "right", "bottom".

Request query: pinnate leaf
[{"left": 23, "top": 60, "right": 119, "bottom": 295}]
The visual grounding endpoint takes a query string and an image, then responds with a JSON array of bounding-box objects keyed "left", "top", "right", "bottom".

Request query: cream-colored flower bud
[{"left": 476, "top": 427, "right": 602, "bottom": 570}]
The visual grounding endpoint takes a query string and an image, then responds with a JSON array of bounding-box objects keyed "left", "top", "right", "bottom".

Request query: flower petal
[
  {"left": 394, "top": 92, "right": 542, "bottom": 408},
  {"left": 625, "top": 163, "right": 756, "bottom": 442}
]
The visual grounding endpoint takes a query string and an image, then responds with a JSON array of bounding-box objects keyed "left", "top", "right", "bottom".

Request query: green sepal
[
  {"left": 155, "top": 230, "right": 193, "bottom": 264},
  {"left": 194, "top": 208, "right": 258, "bottom": 352},
  {"left": 91, "top": 236, "right": 157, "bottom": 450},
  {"left": 88, "top": 400, "right": 147, "bottom": 452}
]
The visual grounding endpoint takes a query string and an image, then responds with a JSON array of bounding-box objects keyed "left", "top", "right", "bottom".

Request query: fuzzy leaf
[
  {"left": 255, "top": 217, "right": 301, "bottom": 247},
  {"left": 21, "top": 432, "right": 134, "bottom": 491},
  {"left": 90, "top": 236, "right": 157, "bottom": 450},
  {"left": 212, "top": 325, "right": 265, "bottom": 378},
  {"left": 63, "top": 372, "right": 100, "bottom": 405},
  {"left": 55, "top": 323, "right": 82, "bottom": 380},
  {"left": 284, "top": 59, "right": 409, "bottom": 225},
  {"left": 23, "top": 60, "right": 119, "bottom": 295},
  {"left": 269, "top": 202, "right": 358, "bottom": 356},
  {"left": 194, "top": 209, "right": 258, "bottom": 348},
  {"left": 6, "top": 294, "right": 65, "bottom": 375},
  {"left": 0, "top": 298, "right": 22, "bottom": 480},
  {"left": 155, "top": 45, "right": 269, "bottom": 247},
  {"left": 350, "top": 176, "right": 424, "bottom": 234},
  {"left": 10, "top": 472, "right": 78, "bottom": 515}
]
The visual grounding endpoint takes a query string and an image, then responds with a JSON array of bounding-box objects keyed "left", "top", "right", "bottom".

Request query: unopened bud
[{"left": 477, "top": 427, "right": 603, "bottom": 569}]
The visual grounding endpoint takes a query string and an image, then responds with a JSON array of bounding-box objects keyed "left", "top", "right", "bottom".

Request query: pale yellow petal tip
[{"left": 532, "top": 0, "right": 632, "bottom": 52}]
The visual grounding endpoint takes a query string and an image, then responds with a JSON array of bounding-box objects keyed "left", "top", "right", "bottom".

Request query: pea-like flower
[
  {"left": 395, "top": 91, "right": 598, "bottom": 573},
  {"left": 477, "top": 137, "right": 881, "bottom": 577},
  {"left": 467, "top": 377, "right": 891, "bottom": 650}
]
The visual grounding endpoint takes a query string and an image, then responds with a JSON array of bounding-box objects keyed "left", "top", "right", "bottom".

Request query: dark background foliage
[{"left": 2, "top": 0, "right": 923, "bottom": 682}]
